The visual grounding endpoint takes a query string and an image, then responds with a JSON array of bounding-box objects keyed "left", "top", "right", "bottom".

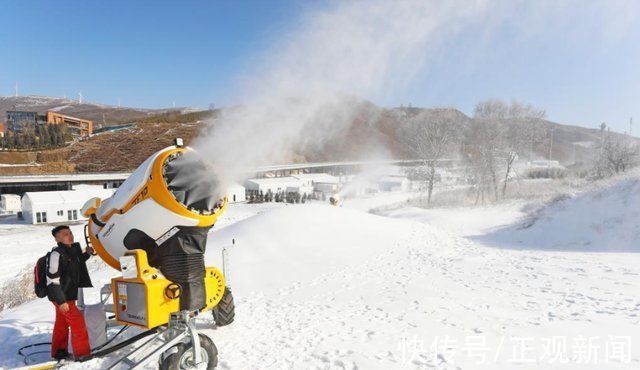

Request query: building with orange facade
[
  {"left": 6, "top": 111, "right": 93, "bottom": 138},
  {"left": 46, "top": 112, "right": 93, "bottom": 137}
]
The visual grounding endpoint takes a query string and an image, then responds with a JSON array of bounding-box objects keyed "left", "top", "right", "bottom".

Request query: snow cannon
[
  {"left": 81, "top": 139, "right": 233, "bottom": 330},
  {"left": 329, "top": 194, "right": 341, "bottom": 206}
]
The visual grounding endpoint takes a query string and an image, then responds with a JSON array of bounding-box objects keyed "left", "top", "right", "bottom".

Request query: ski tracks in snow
[{"left": 202, "top": 222, "right": 640, "bottom": 369}]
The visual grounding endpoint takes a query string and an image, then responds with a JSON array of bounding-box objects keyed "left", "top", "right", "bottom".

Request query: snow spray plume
[
  {"left": 338, "top": 163, "right": 398, "bottom": 199},
  {"left": 194, "top": 0, "right": 635, "bottom": 191},
  {"left": 191, "top": 0, "right": 497, "bottom": 191}
]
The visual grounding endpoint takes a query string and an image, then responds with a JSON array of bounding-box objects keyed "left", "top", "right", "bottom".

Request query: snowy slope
[
  {"left": 0, "top": 197, "right": 638, "bottom": 368},
  {"left": 477, "top": 178, "right": 640, "bottom": 252},
  {"left": 380, "top": 201, "right": 530, "bottom": 237},
  {"left": 205, "top": 204, "right": 416, "bottom": 296},
  {"left": 198, "top": 205, "right": 640, "bottom": 369}
]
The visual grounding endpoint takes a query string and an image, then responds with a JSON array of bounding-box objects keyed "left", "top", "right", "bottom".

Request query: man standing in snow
[{"left": 46, "top": 225, "right": 94, "bottom": 360}]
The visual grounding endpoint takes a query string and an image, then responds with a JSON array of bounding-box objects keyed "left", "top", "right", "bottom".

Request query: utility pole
[
  {"left": 14, "top": 82, "right": 18, "bottom": 97},
  {"left": 548, "top": 125, "right": 554, "bottom": 168},
  {"left": 630, "top": 117, "right": 633, "bottom": 136},
  {"left": 78, "top": 90, "right": 83, "bottom": 104},
  {"left": 222, "top": 239, "right": 235, "bottom": 287},
  {"left": 599, "top": 122, "right": 607, "bottom": 155}
]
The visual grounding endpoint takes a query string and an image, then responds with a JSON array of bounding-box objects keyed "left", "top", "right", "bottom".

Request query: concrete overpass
[
  {"left": 0, "top": 159, "right": 446, "bottom": 195},
  {"left": 0, "top": 172, "right": 129, "bottom": 195}
]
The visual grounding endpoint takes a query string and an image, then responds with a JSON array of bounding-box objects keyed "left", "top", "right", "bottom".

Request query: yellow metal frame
[{"left": 111, "top": 250, "right": 226, "bottom": 329}]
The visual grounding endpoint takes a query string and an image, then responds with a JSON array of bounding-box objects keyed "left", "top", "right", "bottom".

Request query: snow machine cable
[
  {"left": 91, "top": 325, "right": 129, "bottom": 352},
  {"left": 18, "top": 342, "right": 52, "bottom": 365},
  {"left": 76, "top": 327, "right": 159, "bottom": 362},
  {"left": 18, "top": 325, "right": 129, "bottom": 365}
]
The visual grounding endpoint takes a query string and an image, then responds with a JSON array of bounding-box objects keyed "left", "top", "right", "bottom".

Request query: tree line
[
  {"left": 399, "top": 99, "right": 639, "bottom": 206},
  {"left": 1, "top": 124, "right": 69, "bottom": 150},
  {"left": 593, "top": 123, "right": 639, "bottom": 178},
  {"left": 248, "top": 189, "right": 326, "bottom": 204}
]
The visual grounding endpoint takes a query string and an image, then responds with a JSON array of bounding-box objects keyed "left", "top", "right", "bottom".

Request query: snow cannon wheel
[
  {"left": 160, "top": 334, "right": 218, "bottom": 370},
  {"left": 211, "top": 287, "right": 235, "bottom": 327}
]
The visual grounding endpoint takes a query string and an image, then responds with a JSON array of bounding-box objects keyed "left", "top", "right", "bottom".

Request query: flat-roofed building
[
  {"left": 0, "top": 194, "right": 21, "bottom": 214},
  {"left": 245, "top": 177, "right": 304, "bottom": 196},
  {"left": 227, "top": 184, "right": 246, "bottom": 203},
  {"left": 291, "top": 173, "right": 341, "bottom": 194},
  {"left": 21, "top": 188, "right": 115, "bottom": 224},
  {"left": 46, "top": 111, "right": 93, "bottom": 137},
  {"left": 6, "top": 111, "right": 47, "bottom": 132},
  {"left": 5, "top": 110, "right": 93, "bottom": 137}
]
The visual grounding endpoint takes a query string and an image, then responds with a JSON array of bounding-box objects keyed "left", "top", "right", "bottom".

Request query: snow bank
[{"left": 477, "top": 177, "right": 640, "bottom": 252}]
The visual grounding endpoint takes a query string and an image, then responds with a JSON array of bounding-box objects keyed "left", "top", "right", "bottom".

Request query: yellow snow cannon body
[{"left": 82, "top": 142, "right": 228, "bottom": 329}]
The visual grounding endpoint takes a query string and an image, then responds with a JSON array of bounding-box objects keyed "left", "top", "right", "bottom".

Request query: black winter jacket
[{"left": 46, "top": 242, "right": 93, "bottom": 304}]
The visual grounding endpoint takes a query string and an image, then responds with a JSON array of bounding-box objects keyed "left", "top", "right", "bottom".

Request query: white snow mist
[{"left": 193, "top": 0, "right": 494, "bottom": 189}]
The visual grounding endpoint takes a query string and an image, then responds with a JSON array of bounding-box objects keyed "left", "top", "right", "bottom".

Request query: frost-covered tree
[
  {"left": 474, "top": 99, "right": 546, "bottom": 197},
  {"left": 463, "top": 116, "right": 502, "bottom": 203},
  {"left": 593, "top": 130, "right": 639, "bottom": 177},
  {"left": 398, "top": 109, "right": 459, "bottom": 205}
]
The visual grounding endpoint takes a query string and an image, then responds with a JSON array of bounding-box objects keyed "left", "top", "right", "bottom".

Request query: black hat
[{"left": 51, "top": 225, "right": 70, "bottom": 237}]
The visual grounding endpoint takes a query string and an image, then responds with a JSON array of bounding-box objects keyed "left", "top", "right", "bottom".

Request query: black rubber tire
[
  {"left": 160, "top": 334, "right": 218, "bottom": 370},
  {"left": 211, "top": 287, "right": 235, "bottom": 327}
]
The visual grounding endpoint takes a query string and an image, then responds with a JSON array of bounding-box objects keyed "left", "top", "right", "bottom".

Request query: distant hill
[
  {"left": 0, "top": 96, "right": 636, "bottom": 175},
  {"left": 0, "top": 95, "right": 192, "bottom": 127},
  {"left": 304, "top": 102, "right": 634, "bottom": 165}
]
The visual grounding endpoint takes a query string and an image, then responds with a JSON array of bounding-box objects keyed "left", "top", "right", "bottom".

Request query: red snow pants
[{"left": 51, "top": 301, "right": 91, "bottom": 358}]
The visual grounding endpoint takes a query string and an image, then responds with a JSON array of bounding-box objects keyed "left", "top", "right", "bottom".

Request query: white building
[
  {"left": 245, "top": 177, "right": 305, "bottom": 195},
  {"left": 285, "top": 184, "right": 314, "bottom": 196},
  {"left": 21, "top": 188, "right": 116, "bottom": 224},
  {"left": 291, "top": 173, "right": 340, "bottom": 194},
  {"left": 227, "top": 184, "right": 246, "bottom": 203},
  {"left": 73, "top": 184, "right": 108, "bottom": 191},
  {"left": 528, "top": 160, "right": 565, "bottom": 169},
  {"left": 0, "top": 194, "right": 21, "bottom": 214},
  {"left": 377, "top": 176, "right": 410, "bottom": 192}
]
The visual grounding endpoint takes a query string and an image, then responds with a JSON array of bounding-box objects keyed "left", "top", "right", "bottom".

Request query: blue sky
[
  {"left": 0, "top": 1, "right": 306, "bottom": 108},
  {"left": 1, "top": 1, "right": 638, "bottom": 133}
]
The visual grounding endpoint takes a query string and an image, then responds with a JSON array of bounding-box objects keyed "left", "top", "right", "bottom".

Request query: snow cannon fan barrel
[
  {"left": 82, "top": 142, "right": 228, "bottom": 321},
  {"left": 329, "top": 195, "right": 340, "bottom": 206}
]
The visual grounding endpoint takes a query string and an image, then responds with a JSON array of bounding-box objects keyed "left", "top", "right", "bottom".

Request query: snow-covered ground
[
  {"left": 0, "top": 221, "right": 85, "bottom": 285},
  {"left": 0, "top": 203, "right": 280, "bottom": 288},
  {"left": 341, "top": 191, "right": 415, "bottom": 212},
  {"left": 0, "top": 179, "right": 639, "bottom": 369},
  {"left": 476, "top": 178, "right": 640, "bottom": 252},
  {"left": 380, "top": 201, "right": 530, "bottom": 237}
]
